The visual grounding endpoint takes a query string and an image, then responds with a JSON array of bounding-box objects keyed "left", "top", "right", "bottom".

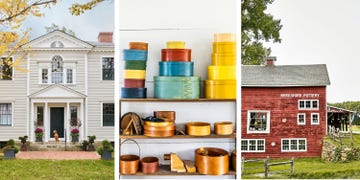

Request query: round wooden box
[
  {"left": 121, "top": 88, "right": 147, "bottom": 98},
  {"left": 161, "top": 49, "right": 191, "bottom": 62},
  {"left": 214, "top": 33, "right": 236, "bottom": 42},
  {"left": 195, "top": 147, "right": 229, "bottom": 175},
  {"left": 123, "top": 79, "right": 145, "bottom": 88},
  {"left": 214, "top": 121, "right": 233, "bottom": 135},
  {"left": 186, "top": 122, "right": 211, "bottom": 136},
  {"left": 154, "top": 111, "right": 176, "bottom": 122},
  {"left": 129, "top": 42, "right": 148, "bottom": 50},
  {"left": 159, "top": 62, "right": 194, "bottom": 76},
  {"left": 123, "top": 49, "right": 148, "bottom": 61},
  {"left": 166, "top": 41, "right": 185, "bottom": 49},
  {"left": 212, "top": 42, "right": 236, "bottom": 53},
  {"left": 141, "top": 157, "right": 159, "bottom": 174}
]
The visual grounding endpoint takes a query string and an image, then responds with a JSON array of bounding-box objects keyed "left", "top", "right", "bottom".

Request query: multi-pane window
[
  {"left": 51, "top": 55, "right": 63, "bottom": 83},
  {"left": 241, "top": 139, "right": 265, "bottom": 152},
  {"left": 297, "top": 113, "right": 306, "bottom": 125},
  {"left": 298, "top": 100, "right": 319, "bottom": 110},
  {"left": 0, "top": 103, "right": 12, "bottom": 126},
  {"left": 103, "top": 103, "right": 114, "bottom": 126},
  {"left": 0, "top": 57, "right": 12, "bottom": 80},
  {"left": 311, "top": 113, "right": 320, "bottom": 125},
  {"left": 102, "top": 57, "right": 114, "bottom": 80},
  {"left": 282, "top": 138, "right": 307, "bottom": 152},
  {"left": 248, "top": 111, "right": 270, "bottom": 133},
  {"left": 37, "top": 106, "right": 44, "bottom": 126},
  {"left": 67, "top": 69, "right": 73, "bottom": 84},
  {"left": 42, "top": 69, "right": 48, "bottom": 83},
  {"left": 70, "top": 106, "right": 79, "bottom": 127}
]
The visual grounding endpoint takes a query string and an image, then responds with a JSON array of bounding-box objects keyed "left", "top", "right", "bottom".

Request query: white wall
[{"left": 119, "top": 0, "right": 237, "bottom": 179}]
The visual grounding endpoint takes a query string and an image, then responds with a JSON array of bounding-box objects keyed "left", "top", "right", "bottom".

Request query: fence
[{"left": 242, "top": 156, "right": 294, "bottom": 178}]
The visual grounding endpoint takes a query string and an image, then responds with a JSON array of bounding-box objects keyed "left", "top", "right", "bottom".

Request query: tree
[
  {"left": 45, "top": 23, "right": 76, "bottom": 36},
  {"left": 70, "top": 0, "right": 105, "bottom": 16},
  {"left": 241, "top": 0, "right": 282, "bottom": 65},
  {"left": 0, "top": 0, "right": 57, "bottom": 73}
]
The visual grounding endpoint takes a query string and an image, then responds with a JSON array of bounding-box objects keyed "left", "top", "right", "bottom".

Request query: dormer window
[{"left": 50, "top": 41, "right": 64, "bottom": 48}]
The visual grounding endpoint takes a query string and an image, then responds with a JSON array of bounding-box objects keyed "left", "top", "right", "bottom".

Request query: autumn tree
[
  {"left": 241, "top": 0, "right": 282, "bottom": 65},
  {"left": 70, "top": 0, "right": 105, "bottom": 16}
]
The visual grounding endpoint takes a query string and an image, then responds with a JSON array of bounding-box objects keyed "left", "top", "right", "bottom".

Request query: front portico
[{"left": 29, "top": 84, "right": 86, "bottom": 142}]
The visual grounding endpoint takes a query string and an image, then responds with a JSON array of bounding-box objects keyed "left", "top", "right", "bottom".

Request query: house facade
[
  {"left": 0, "top": 31, "right": 114, "bottom": 142},
  {"left": 241, "top": 58, "right": 331, "bottom": 158}
]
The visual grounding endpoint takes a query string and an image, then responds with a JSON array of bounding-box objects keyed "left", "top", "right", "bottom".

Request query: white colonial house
[{"left": 0, "top": 30, "right": 114, "bottom": 142}]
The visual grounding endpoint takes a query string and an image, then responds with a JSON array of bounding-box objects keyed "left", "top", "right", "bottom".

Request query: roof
[
  {"left": 241, "top": 64, "right": 331, "bottom": 87},
  {"left": 327, "top": 105, "right": 356, "bottom": 113},
  {"left": 86, "top": 41, "right": 114, "bottom": 47}
]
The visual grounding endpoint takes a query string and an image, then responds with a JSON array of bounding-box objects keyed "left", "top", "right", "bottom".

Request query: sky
[
  {"left": 265, "top": 0, "right": 360, "bottom": 103},
  {"left": 22, "top": 0, "right": 114, "bottom": 41}
]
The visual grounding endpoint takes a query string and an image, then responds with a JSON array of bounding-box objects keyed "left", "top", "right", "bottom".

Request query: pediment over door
[{"left": 29, "top": 84, "right": 86, "bottom": 99}]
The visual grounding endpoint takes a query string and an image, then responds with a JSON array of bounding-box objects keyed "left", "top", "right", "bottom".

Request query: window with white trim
[
  {"left": 39, "top": 59, "right": 75, "bottom": 84},
  {"left": 281, "top": 138, "right": 307, "bottom": 152},
  {"left": 311, "top": 113, "right": 320, "bottom": 125},
  {"left": 51, "top": 55, "right": 63, "bottom": 83},
  {"left": 0, "top": 57, "right": 12, "bottom": 80},
  {"left": 102, "top": 103, "right": 114, "bottom": 126},
  {"left": 42, "top": 69, "right": 48, "bottom": 83},
  {"left": 298, "top": 100, "right": 319, "bottom": 110},
  {"left": 297, "top": 113, "right": 306, "bottom": 125},
  {"left": 241, "top": 139, "right": 265, "bottom": 152},
  {"left": 102, "top": 57, "right": 114, "bottom": 80},
  {"left": 0, "top": 103, "right": 12, "bottom": 126},
  {"left": 247, "top": 111, "right": 270, "bottom": 133},
  {"left": 66, "top": 69, "right": 73, "bottom": 84}
]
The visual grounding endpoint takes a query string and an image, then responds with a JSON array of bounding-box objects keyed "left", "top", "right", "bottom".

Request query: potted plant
[
  {"left": 2, "top": 139, "right": 19, "bottom": 159},
  {"left": 87, "top": 135, "right": 96, "bottom": 151},
  {"left": 71, "top": 128, "right": 80, "bottom": 143},
  {"left": 97, "top": 140, "right": 113, "bottom": 160},
  {"left": 35, "top": 127, "right": 43, "bottom": 142},
  {"left": 81, "top": 140, "right": 89, "bottom": 151},
  {"left": 18, "top": 135, "right": 28, "bottom": 151}
]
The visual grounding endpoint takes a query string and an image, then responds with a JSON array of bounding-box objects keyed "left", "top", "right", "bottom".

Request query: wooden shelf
[
  {"left": 120, "top": 98, "right": 236, "bottom": 102},
  {"left": 120, "top": 165, "right": 236, "bottom": 176},
  {"left": 120, "top": 134, "right": 236, "bottom": 139}
]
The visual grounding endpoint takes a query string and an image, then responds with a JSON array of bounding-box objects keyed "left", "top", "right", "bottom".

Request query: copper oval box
[
  {"left": 161, "top": 49, "right": 191, "bottom": 62},
  {"left": 123, "top": 79, "right": 145, "bottom": 88},
  {"left": 195, "top": 147, "right": 229, "bottom": 175},
  {"left": 129, "top": 42, "right": 148, "bottom": 50},
  {"left": 141, "top": 156, "right": 159, "bottom": 174},
  {"left": 154, "top": 111, "right": 176, "bottom": 122}
]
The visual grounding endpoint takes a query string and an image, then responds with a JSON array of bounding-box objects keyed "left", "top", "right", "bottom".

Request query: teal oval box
[
  {"left": 154, "top": 76, "right": 200, "bottom": 99},
  {"left": 123, "top": 49, "right": 148, "bottom": 61},
  {"left": 159, "top": 62, "right": 194, "bottom": 76},
  {"left": 121, "top": 88, "right": 147, "bottom": 98}
]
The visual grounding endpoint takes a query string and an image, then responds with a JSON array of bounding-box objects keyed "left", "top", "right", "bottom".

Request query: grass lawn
[
  {"left": 0, "top": 159, "right": 114, "bottom": 179},
  {"left": 243, "top": 134, "right": 360, "bottom": 179}
]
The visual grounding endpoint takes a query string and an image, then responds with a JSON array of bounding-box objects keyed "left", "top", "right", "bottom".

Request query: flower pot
[
  {"left": 72, "top": 135, "right": 79, "bottom": 143},
  {"left": 4, "top": 149, "right": 15, "bottom": 159},
  {"left": 101, "top": 149, "right": 112, "bottom": 160},
  {"left": 20, "top": 144, "right": 27, "bottom": 151},
  {"left": 88, "top": 144, "right": 95, "bottom": 151},
  {"left": 36, "top": 136, "right": 43, "bottom": 142}
]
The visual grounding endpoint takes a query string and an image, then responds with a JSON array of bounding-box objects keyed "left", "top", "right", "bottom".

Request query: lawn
[
  {"left": 243, "top": 134, "right": 360, "bottom": 179},
  {"left": 0, "top": 159, "right": 114, "bottom": 179}
]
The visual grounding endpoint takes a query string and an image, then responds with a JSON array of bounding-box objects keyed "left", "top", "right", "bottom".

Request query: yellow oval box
[
  {"left": 124, "top": 70, "right": 146, "bottom": 79},
  {"left": 166, "top": 41, "right": 185, "bottom": 49},
  {"left": 214, "top": 33, "right": 236, "bottom": 42},
  {"left": 205, "top": 80, "right": 236, "bottom": 99},
  {"left": 213, "top": 42, "right": 236, "bottom": 53},
  {"left": 212, "top": 53, "right": 236, "bottom": 66},
  {"left": 208, "top": 66, "right": 236, "bottom": 80}
]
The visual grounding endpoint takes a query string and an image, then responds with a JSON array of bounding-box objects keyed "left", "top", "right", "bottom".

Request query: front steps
[{"left": 29, "top": 142, "right": 82, "bottom": 151}]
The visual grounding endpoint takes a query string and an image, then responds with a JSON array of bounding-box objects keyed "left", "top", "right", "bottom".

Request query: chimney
[
  {"left": 265, "top": 56, "right": 276, "bottom": 66},
  {"left": 98, "top": 32, "right": 113, "bottom": 43}
]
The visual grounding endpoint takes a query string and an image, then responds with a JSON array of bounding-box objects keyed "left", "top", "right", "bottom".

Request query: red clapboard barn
[{"left": 241, "top": 57, "right": 331, "bottom": 158}]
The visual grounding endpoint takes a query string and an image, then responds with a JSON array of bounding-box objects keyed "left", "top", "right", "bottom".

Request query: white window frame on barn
[
  {"left": 281, "top": 138, "right": 307, "bottom": 152},
  {"left": 0, "top": 102, "right": 13, "bottom": 126},
  {"left": 241, "top": 139, "right": 266, "bottom": 152},
  {"left": 297, "top": 113, "right": 306, "bottom": 125},
  {"left": 311, "top": 113, "right": 320, "bottom": 125},
  {"left": 247, "top": 110, "right": 270, "bottom": 133},
  {"left": 298, "top": 99, "right": 319, "bottom": 110}
]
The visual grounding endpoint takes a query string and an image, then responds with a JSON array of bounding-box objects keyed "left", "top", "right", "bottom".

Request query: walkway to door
[{"left": 16, "top": 151, "right": 100, "bottom": 160}]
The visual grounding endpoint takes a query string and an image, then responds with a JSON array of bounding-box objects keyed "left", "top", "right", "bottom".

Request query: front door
[{"left": 50, "top": 107, "right": 64, "bottom": 138}]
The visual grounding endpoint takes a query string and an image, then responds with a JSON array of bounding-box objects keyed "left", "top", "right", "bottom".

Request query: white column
[
  {"left": 66, "top": 102, "right": 70, "bottom": 142},
  {"left": 44, "top": 102, "right": 48, "bottom": 142},
  {"left": 80, "top": 101, "right": 84, "bottom": 141},
  {"left": 30, "top": 100, "right": 34, "bottom": 142}
]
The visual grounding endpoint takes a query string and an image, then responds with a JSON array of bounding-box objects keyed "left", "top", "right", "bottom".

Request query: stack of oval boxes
[
  {"left": 122, "top": 42, "right": 148, "bottom": 98},
  {"left": 205, "top": 33, "right": 236, "bottom": 99},
  {"left": 143, "top": 111, "right": 176, "bottom": 137},
  {"left": 154, "top": 41, "right": 200, "bottom": 99}
]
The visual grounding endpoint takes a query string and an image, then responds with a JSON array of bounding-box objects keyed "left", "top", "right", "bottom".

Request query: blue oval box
[
  {"left": 159, "top": 62, "right": 194, "bottom": 76},
  {"left": 154, "top": 76, "right": 200, "bottom": 99},
  {"left": 121, "top": 88, "right": 147, "bottom": 98},
  {"left": 123, "top": 49, "right": 148, "bottom": 61}
]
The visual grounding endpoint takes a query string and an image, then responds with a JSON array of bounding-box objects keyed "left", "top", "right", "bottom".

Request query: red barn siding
[{"left": 242, "top": 86, "right": 327, "bottom": 158}]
